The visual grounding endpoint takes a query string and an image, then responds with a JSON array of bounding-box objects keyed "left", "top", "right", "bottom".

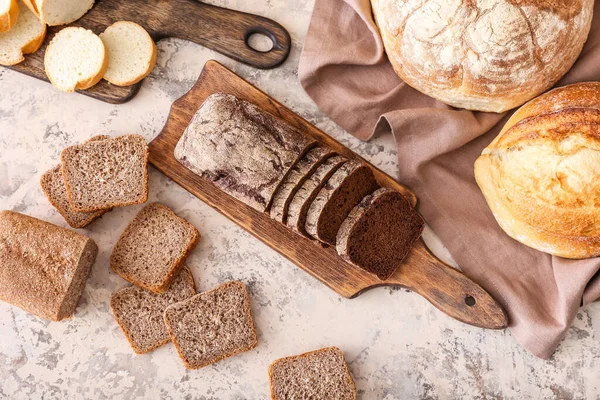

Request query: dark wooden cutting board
[
  {"left": 7, "top": 0, "right": 290, "bottom": 103},
  {"left": 148, "top": 60, "right": 508, "bottom": 330}
]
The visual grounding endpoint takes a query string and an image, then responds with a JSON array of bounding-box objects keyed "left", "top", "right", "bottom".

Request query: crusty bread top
[
  {"left": 44, "top": 26, "right": 107, "bottom": 92},
  {"left": 371, "top": 0, "right": 594, "bottom": 112},
  {"left": 475, "top": 82, "right": 600, "bottom": 258},
  {"left": 38, "top": 0, "right": 94, "bottom": 26},
  {"left": 0, "top": 0, "right": 19, "bottom": 33},
  {"left": 100, "top": 21, "right": 157, "bottom": 86},
  {"left": 0, "top": 0, "right": 46, "bottom": 66},
  {"left": 268, "top": 347, "right": 356, "bottom": 400}
]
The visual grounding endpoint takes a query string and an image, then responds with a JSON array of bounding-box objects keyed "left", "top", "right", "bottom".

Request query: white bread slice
[
  {"left": 0, "top": 1, "right": 45, "bottom": 66},
  {"left": 99, "top": 21, "right": 157, "bottom": 86},
  {"left": 0, "top": 0, "right": 19, "bottom": 33},
  {"left": 44, "top": 26, "right": 107, "bottom": 92},
  {"left": 31, "top": 0, "right": 93, "bottom": 26},
  {"left": 20, "top": 0, "right": 37, "bottom": 16}
]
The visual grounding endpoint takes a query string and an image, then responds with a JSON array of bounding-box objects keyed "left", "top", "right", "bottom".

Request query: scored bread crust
[
  {"left": 475, "top": 82, "right": 600, "bottom": 258},
  {"left": 100, "top": 21, "right": 158, "bottom": 86},
  {"left": 110, "top": 266, "right": 196, "bottom": 355},
  {"left": 0, "top": 0, "right": 19, "bottom": 33},
  {"left": 371, "top": 0, "right": 594, "bottom": 112},
  {"left": 0, "top": 2, "right": 46, "bottom": 66},
  {"left": 110, "top": 203, "right": 200, "bottom": 294},
  {"left": 163, "top": 281, "right": 258, "bottom": 370},
  {"left": 268, "top": 346, "right": 356, "bottom": 400},
  {"left": 44, "top": 26, "right": 107, "bottom": 92}
]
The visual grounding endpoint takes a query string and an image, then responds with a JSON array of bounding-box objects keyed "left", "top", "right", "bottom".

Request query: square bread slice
[
  {"left": 268, "top": 347, "right": 356, "bottom": 400},
  {"left": 111, "top": 203, "right": 199, "bottom": 294},
  {"left": 40, "top": 135, "right": 111, "bottom": 228},
  {"left": 336, "top": 188, "right": 424, "bottom": 280},
  {"left": 111, "top": 266, "right": 196, "bottom": 354},
  {"left": 60, "top": 134, "right": 148, "bottom": 212},
  {"left": 163, "top": 281, "right": 258, "bottom": 370}
]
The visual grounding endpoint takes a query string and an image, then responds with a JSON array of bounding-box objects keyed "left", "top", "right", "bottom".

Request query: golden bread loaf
[
  {"left": 371, "top": 0, "right": 594, "bottom": 112},
  {"left": 475, "top": 82, "right": 600, "bottom": 258}
]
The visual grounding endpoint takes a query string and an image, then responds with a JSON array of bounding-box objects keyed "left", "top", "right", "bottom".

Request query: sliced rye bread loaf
[
  {"left": 337, "top": 188, "right": 424, "bottom": 280},
  {"left": 0, "top": 1, "right": 45, "bottom": 66},
  {"left": 286, "top": 155, "right": 347, "bottom": 235},
  {"left": 268, "top": 347, "right": 356, "bottom": 400},
  {"left": 174, "top": 93, "right": 315, "bottom": 212},
  {"left": 111, "top": 266, "right": 196, "bottom": 354},
  {"left": 111, "top": 203, "right": 199, "bottom": 294},
  {"left": 99, "top": 21, "right": 157, "bottom": 86},
  {"left": 163, "top": 281, "right": 258, "bottom": 370},
  {"left": 0, "top": 0, "right": 19, "bottom": 33},
  {"left": 269, "top": 146, "right": 335, "bottom": 223},
  {"left": 40, "top": 135, "right": 111, "bottom": 228},
  {"left": 305, "top": 160, "right": 379, "bottom": 246},
  {"left": 60, "top": 134, "right": 148, "bottom": 212},
  {"left": 44, "top": 26, "right": 107, "bottom": 92},
  {"left": 0, "top": 210, "right": 98, "bottom": 321}
]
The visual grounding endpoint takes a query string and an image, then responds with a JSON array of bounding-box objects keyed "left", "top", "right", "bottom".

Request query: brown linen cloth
[{"left": 299, "top": 0, "right": 600, "bottom": 359}]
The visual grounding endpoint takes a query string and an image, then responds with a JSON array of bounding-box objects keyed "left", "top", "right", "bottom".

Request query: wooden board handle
[
  {"left": 379, "top": 239, "right": 508, "bottom": 329},
  {"left": 159, "top": 0, "right": 291, "bottom": 69}
]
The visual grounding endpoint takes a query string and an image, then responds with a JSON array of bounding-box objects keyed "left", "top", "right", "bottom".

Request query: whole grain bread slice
[
  {"left": 268, "top": 347, "right": 356, "bottom": 400},
  {"left": 305, "top": 160, "right": 379, "bottom": 246},
  {"left": 40, "top": 135, "right": 111, "bottom": 228},
  {"left": 111, "top": 266, "right": 196, "bottom": 354},
  {"left": 61, "top": 134, "right": 148, "bottom": 212},
  {"left": 0, "top": 210, "right": 98, "bottom": 321},
  {"left": 269, "top": 147, "right": 335, "bottom": 223},
  {"left": 286, "top": 155, "right": 347, "bottom": 236},
  {"left": 163, "top": 281, "right": 258, "bottom": 370},
  {"left": 336, "top": 188, "right": 424, "bottom": 280},
  {"left": 111, "top": 203, "right": 199, "bottom": 294}
]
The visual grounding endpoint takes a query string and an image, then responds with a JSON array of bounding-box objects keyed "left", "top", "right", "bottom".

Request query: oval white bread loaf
[
  {"left": 0, "top": 0, "right": 45, "bottom": 65},
  {"left": 99, "top": 21, "right": 157, "bottom": 86},
  {"left": 0, "top": 0, "right": 19, "bottom": 33},
  {"left": 23, "top": 0, "right": 93, "bottom": 26},
  {"left": 475, "top": 82, "right": 600, "bottom": 259},
  {"left": 371, "top": 0, "right": 594, "bottom": 113},
  {"left": 44, "top": 26, "right": 107, "bottom": 92}
]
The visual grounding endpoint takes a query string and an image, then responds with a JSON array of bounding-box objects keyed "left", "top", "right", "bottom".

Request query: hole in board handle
[
  {"left": 465, "top": 295, "right": 476, "bottom": 307},
  {"left": 247, "top": 32, "right": 274, "bottom": 53}
]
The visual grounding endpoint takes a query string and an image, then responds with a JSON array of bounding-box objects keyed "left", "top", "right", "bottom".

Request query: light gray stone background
[{"left": 1, "top": 1, "right": 600, "bottom": 399}]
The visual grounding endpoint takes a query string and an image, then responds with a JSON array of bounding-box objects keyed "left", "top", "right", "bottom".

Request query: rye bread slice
[
  {"left": 269, "top": 147, "right": 335, "bottom": 223},
  {"left": 337, "top": 188, "right": 424, "bottom": 280},
  {"left": 0, "top": 210, "right": 98, "bottom": 321},
  {"left": 111, "top": 266, "right": 196, "bottom": 354},
  {"left": 60, "top": 134, "right": 148, "bottom": 212},
  {"left": 174, "top": 93, "right": 315, "bottom": 212},
  {"left": 286, "top": 155, "right": 347, "bottom": 235},
  {"left": 268, "top": 347, "right": 356, "bottom": 400},
  {"left": 110, "top": 203, "right": 200, "bottom": 294},
  {"left": 305, "top": 160, "right": 379, "bottom": 245},
  {"left": 163, "top": 281, "right": 258, "bottom": 370},
  {"left": 40, "top": 135, "right": 111, "bottom": 228}
]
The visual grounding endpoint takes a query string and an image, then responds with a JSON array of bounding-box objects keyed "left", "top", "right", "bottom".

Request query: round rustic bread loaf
[
  {"left": 475, "top": 82, "right": 600, "bottom": 258},
  {"left": 371, "top": 0, "right": 594, "bottom": 112}
]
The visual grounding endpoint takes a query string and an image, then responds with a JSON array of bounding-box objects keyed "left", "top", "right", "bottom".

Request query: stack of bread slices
[
  {"left": 175, "top": 93, "right": 426, "bottom": 281},
  {"left": 0, "top": 0, "right": 157, "bottom": 92}
]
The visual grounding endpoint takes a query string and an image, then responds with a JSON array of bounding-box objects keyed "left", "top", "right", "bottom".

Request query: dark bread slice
[
  {"left": 111, "top": 266, "right": 196, "bottom": 354},
  {"left": 269, "top": 147, "right": 335, "bottom": 223},
  {"left": 40, "top": 135, "right": 111, "bottom": 228},
  {"left": 60, "top": 134, "right": 149, "bottom": 212},
  {"left": 268, "top": 347, "right": 356, "bottom": 400},
  {"left": 337, "top": 188, "right": 424, "bottom": 280},
  {"left": 174, "top": 93, "right": 315, "bottom": 212},
  {"left": 0, "top": 210, "right": 98, "bottom": 321},
  {"left": 111, "top": 203, "right": 200, "bottom": 294},
  {"left": 305, "top": 161, "right": 379, "bottom": 245},
  {"left": 286, "top": 155, "right": 347, "bottom": 235},
  {"left": 163, "top": 281, "right": 258, "bottom": 370}
]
